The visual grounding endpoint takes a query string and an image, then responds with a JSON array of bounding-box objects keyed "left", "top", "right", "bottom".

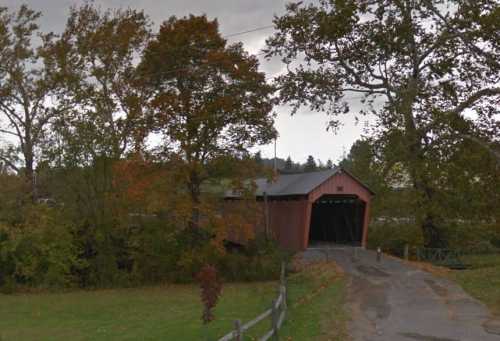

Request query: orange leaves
[
  {"left": 221, "top": 199, "right": 261, "bottom": 246},
  {"left": 111, "top": 155, "right": 172, "bottom": 218},
  {"left": 113, "top": 156, "right": 153, "bottom": 202},
  {"left": 137, "top": 15, "right": 276, "bottom": 241},
  {"left": 196, "top": 264, "right": 222, "bottom": 324}
]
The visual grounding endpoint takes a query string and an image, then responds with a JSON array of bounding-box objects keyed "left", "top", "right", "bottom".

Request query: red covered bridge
[{"left": 225, "top": 168, "right": 374, "bottom": 251}]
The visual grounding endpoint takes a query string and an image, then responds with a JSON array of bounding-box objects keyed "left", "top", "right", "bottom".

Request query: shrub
[
  {"left": 0, "top": 205, "right": 80, "bottom": 290},
  {"left": 367, "top": 221, "right": 424, "bottom": 256},
  {"left": 218, "top": 235, "right": 286, "bottom": 281},
  {"left": 196, "top": 264, "right": 222, "bottom": 324},
  {"left": 442, "top": 221, "right": 500, "bottom": 253},
  {"left": 0, "top": 207, "right": 288, "bottom": 290},
  {"left": 368, "top": 219, "right": 500, "bottom": 256},
  {"left": 128, "top": 219, "right": 180, "bottom": 284}
]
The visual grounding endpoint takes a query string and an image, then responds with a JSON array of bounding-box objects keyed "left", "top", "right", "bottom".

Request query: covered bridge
[{"left": 225, "top": 168, "right": 374, "bottom": 251}]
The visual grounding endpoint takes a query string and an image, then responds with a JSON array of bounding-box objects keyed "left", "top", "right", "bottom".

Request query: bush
[
  {"left": 0, "top": 206, "right": 287, "bottom": 291},
  {"left": 196, "top": 264, "right": 222, "bottom": 324},
  {"left": 0, "top": 205, "right": 80, "bottom": 290},
  {"left": 218, "top": 235, "right": 286, "bottom": 281},
  {"left": 367, "top": 221, "right": 424, "bottom": 256},
  {"left": 442, "top": 221, "right": 500, "bottom": 253},
  {"left": 128, "top": 219, "right": 180, "bottom": 284},
  {"left": 368, "top": 219, "right": 500, "bottom": 256}
]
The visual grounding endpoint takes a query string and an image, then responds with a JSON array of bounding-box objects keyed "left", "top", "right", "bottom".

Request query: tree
[
  {"left": 340, "top": 138, "right": 402, "bottom": 216},
  {"left": 284, "top": 155, "right": 293, "bottom": 170},
  {"left": 41, "top": 4, "right": 152, "bottom": 234},
  {"left": 139, "top": 15, "right": 276, "bottom": 230},
  {"left": 326, "top": 159, "right": 333, "bottom": 169},
  {"left": 304, "top": 155, "right": 317, "bottom": 172},
  {"left": 0, "top": 5, "right": 59, "bottom": 197},
  {"left": 254, "top": 151, "right": 263, "bottom": 165},
  {"left": 266, "top": 0, "right": 500, "bottom": 247},
  {"left": 50, "top": 3, "right": 150, "bottom": 166},
  {"left": 340, "top": 140, "right": 375, "bottom": 181}
]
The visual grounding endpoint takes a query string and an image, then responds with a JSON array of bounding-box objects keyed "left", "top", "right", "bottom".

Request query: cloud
[{"left": 2, "top": 0, "right": 376, "bottom": 162}]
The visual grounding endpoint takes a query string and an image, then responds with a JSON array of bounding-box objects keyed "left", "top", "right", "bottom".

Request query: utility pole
[{"left": 273, "top": 138, "right": 277, "bottom": 173}]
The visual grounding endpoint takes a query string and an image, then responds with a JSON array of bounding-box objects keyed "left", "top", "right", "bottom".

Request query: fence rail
[
  {"left": 218, "top": 262, "right": 287, "bottom": 341},
  {"left": 415, "top": 247, "right": 466, "bottom": 269}
]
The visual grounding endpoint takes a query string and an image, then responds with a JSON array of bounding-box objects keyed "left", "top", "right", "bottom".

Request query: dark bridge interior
[{"left": 308, "top": 195, "right": 365, "bottom": 246}]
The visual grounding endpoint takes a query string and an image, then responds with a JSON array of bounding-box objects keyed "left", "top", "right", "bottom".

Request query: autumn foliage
[
  {"left": 196, "top": 264, "right": 222, "bottom": 324},
  {"left": 0, "top": 4, "right": 285, "bottom": 292}
]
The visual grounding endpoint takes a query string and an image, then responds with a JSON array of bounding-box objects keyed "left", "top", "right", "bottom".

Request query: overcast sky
[{"left": 4, "top": 0, "right": 374, "bottom": 164}]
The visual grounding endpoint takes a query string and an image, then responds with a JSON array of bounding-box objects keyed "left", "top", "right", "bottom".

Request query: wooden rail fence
[
  {"left": 218, "top": 262, "right": 287, "bottom": 341},
  {"left": 415, "top": 247, "right": 466, "bottom": 269}
]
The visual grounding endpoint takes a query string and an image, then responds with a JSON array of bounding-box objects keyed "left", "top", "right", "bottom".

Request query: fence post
[
  {"left": 284, "top": 283, "right": 288, "bottom": 306},
  {"left": 234, "top": 319, "right": 242, "bottom": 341},
  {"left": 281, "top": 261, "right": 287, "bottom": 315},
  {"left": 271, "top": 299, "right": 279, "bottom": 340},
  {"left": 404, "top": 244, "right": 409, "bottom": 261},
  {"left": 280, "top": 262, "right": 284, "bottom": 284},
  {"left": 264, "top": 191, "right": 270, "bottom": 239}
]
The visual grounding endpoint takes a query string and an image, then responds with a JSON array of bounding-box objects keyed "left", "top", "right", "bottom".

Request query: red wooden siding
[
  {"left": 308, "top": 172, "right": 372, "bottom": 203},
  {"left": 307, "top": 171, "right": 372, "bottom": 250},
  {"left": 223, "top": 169, "right": 373, "bottom": 252},
  {"left": 267, "top": 198, "right": 309, "bottom": 251}
]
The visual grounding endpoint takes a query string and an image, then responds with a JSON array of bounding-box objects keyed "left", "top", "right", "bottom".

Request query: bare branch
[
  {"left": 445, "top": 88, "right": 500, "bottom": 165},
  {"left": 333, "top": 43, "right": 391, "bottom": 92},
  {"left": 0, "top": 154, "right": 19, "bottom": 173},
  {"left": 0, "top": 104, "right": 25, "bottom": 148},
  {"left": 0, "top": 128, "right": 19, "bottom": 137},
  {"left": 450, "top": 88, "right": 500, "bottom": 116},
  {"left": 341, "top": 88, "right": 385, "bottom": 94},
  {"left": 424, "top": 1, "right": 500, "bottom": 70},
  {"left": 0, "top": 101, "right": 25, "bottom": 127}
]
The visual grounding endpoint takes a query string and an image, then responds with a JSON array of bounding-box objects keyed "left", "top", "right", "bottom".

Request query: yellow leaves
[{"left": 220, "top": 198, "right": 262, "bottom": 246}]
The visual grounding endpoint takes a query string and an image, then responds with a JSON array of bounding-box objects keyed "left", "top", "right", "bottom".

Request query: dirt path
[{"left": 301, "top": 247, "right": 500, "bottom": 341}]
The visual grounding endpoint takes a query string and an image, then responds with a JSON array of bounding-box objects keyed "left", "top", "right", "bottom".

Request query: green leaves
[
  {"left": 267, "top": 0, "right": 500, "bottom": 246},
  {"left": 49, "top": 3, "right": 151, "bottom": 165}
]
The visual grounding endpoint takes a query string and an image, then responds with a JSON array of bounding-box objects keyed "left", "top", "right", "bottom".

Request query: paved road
[{"left": 301, "top": 247, "right": 500, "bottom": 341}]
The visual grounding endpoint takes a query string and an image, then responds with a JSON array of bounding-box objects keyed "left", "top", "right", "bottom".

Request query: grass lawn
[
  {"left": 449, "top": 253, "right": 500, "bottom": 316},
  {"left": 280, "top": 261, "right": 349, "bottom": 341},
  {"left": 0, "top": 261, "right": 348, "bottom": 341}
]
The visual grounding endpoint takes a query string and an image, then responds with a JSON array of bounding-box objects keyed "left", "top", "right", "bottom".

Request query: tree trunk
[
  {"left": 24, "top": 142, "right": 36, "bottom": 201},
  {"left": 185, "top": 168, "right": 209, "bottom": 247},
  {"left": 421, "top": 214, "right": 446, "bottom": 248},
  {"left": 400, "top": 79, "right": 446, "bottom": 248},
  {"left": 406, "top": 143, "right": 448, "bottom": 248},
  {"left": 188, "top": 168, "right": 202, "bottom": 230}
]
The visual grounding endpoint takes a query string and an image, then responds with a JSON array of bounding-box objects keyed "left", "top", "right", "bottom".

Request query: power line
[
  {"left": 84, "top": 21, "right": 379, "bottom": 102},
  {"left": 136, "top": 24, "right": 273, "bottom": 79},
  {"left": 223, "top": 25, "right": 274, "bottom": 38},
  {"left": 138, "top": 50, "right": 268, "bottom": 79}
]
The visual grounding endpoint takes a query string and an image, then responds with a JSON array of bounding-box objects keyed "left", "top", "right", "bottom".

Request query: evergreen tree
[
  {"left": 304, "top": 155, "right": 317, "bottom": 172},
  {"left": 254, "top": 151, "right": 263, "bottom": 165},
  {"left": 326, "top": 159, "right": 333, "bottom": 169},
  {"left": 284, "top": 156, "right": 293, "bottom": 170}
]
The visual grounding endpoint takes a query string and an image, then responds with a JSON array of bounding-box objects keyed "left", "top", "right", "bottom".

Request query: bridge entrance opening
[{"left": 308, "top": 195, "right": 365, "bottom": 246}]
